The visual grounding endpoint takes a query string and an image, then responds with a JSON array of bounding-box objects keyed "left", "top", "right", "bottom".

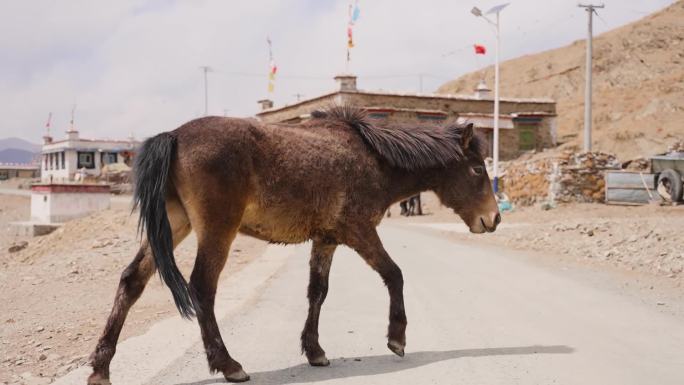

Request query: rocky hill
[{"left": 438, "top": 1, "right": 684, "bottom": 161}]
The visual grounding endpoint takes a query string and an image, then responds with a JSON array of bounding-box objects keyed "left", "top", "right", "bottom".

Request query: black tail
[{"left": 133, "top": 132, "right": 195, "bottom": 319}]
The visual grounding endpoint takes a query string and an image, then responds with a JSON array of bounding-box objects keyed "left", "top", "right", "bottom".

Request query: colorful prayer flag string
[
  {"left": 346, "top": 1, "right": 360, "bottom": 65},
  {"left": 267, "top": 36, "right": 277, "bottom": 93}
]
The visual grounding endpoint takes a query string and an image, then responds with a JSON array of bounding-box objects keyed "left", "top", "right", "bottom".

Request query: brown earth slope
[{"left": 438, "top": 1, "right": 684, "bottom": 161}]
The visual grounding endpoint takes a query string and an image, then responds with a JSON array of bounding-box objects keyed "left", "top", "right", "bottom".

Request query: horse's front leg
[
  {"left": 301, "top": 240, "right": 337, "bottom": 366},
  {"left": 347, "top": 228, "right": 407, "bottom": 357}
]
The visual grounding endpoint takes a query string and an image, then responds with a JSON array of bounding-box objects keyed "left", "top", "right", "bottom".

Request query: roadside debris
[{"left": 8, "top": 241, "right": 28, "bottom": 253}]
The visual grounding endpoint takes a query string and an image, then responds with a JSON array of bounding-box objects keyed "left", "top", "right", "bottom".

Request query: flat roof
[
  {"left": 257, "top": 89, "right": 555, "bottom": 116},
  {"left": 0, "top": 163, "right": 40, "bottom": 170},
  {"left": 42, "top": 138, "right": 139, "bottom": 153}
]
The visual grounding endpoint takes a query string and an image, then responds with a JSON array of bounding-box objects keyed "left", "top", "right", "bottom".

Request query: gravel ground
[
  {"left": 0, "top": 199, "right": 267, "bottom": 385},
  {"left": 388, "top": 193, "right": 684, "bottom": 284}
]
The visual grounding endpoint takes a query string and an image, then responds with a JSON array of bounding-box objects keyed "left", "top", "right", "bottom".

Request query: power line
[{"left": 210, "top": 68, "right": 453, "bottom": 82}]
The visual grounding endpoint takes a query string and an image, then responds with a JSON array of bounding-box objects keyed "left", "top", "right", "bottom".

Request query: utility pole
[
  {"left": 578, "top": 3, "right": 604, "bottom": 152},
  {"left": 471, "top": 3, "right": 508, "bottom": 193},
  {"left": 199, "top": 66, "right": 212, "bottom": 116}
]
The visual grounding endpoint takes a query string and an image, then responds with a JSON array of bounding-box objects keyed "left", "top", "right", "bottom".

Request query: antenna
[
  {"left": 45, "top": 112, "right": 52, "bottom": 136},
  {"left": 70, "top": 104, "right": 77, "bottom": 131},
  {"left": 199, "top": 66, "right": 212, "bottom": 116}
]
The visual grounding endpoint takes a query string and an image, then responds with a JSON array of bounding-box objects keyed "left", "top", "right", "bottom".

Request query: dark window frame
[
  {"left": 101, "top": 152, "right": 118, "bottom": 165},
  {"left": 416, "top": 113, "right": 447, "bottom": 121},
  {"left": 77, "top": 151, "right": 96, "bottom": 169}
]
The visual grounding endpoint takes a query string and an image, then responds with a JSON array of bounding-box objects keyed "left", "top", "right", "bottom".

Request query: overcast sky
[{"left": 0, "top": 0, "right": 675, "bottom": 143}]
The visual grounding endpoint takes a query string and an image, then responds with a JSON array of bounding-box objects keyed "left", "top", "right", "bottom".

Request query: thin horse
[{"left": 87, "top": 106, "right": 500, "bottom": 384}]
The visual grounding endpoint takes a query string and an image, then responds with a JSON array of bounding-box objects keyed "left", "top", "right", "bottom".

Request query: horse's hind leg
[
  {"left": 88, "top": 199, "right": 191, "bottom": 385},
  {"left": 301, "top": 240, "right": 337, "bottom": 366},
  {"left": 190, "top": 217, "right": 249, "bottom": 382}
]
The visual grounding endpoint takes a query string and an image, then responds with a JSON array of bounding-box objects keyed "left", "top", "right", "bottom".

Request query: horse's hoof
[
  {"left": 224, "top": 368, "right": 250, "bottom": 383},
  {"left": 87, "top": 373, "right": 112, "bottom": 385},
  {"left": 387, "top": 340, "right": 405, "bottom": 357},
  {"left": 308, "top": 355, "right": 330, "bottom": 367}
]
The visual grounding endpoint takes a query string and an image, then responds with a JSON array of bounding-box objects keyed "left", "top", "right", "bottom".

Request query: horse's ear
[{"left": 460, "top": 123, "right": 474, "bottom": 148}]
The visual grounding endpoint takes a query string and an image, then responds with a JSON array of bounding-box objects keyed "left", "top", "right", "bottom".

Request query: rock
[
  {"left": 8, "top": 241, "right": 28, "bottom": 253},
  {"left": 91, "top": 239, "right": 114, "bottom": 249},
  {"left": 47, "top": 353, "right": 61, "bottom": 361},
  {"left": 35, "top": 326, "right": 45, "bottom": 332},
  {"left": 38, "top": 354, "right": 47, "bottom": 361},
  {"left": 55, "top": 363, "right": 74, "bottom": 377}
]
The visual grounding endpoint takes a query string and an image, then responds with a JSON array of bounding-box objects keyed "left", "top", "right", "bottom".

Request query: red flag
[{"left": 474, "top": 44, "right": 486, "bottom": 55}]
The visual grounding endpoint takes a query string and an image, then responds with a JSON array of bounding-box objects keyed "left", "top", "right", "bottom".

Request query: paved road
[{"left": 56, "top": 224, "right": 684, "bottom": 385}]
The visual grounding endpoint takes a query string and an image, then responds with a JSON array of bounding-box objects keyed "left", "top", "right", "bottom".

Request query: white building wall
[
  {"left": 41, "top": 151, "right": 71, "bottom": 182},
  {"left": 41, "top": 136, "right": 138, "bottom": 182},
  {"left": 31, "top": 190, "right": 110, "bottom": 223},
  {"left": 66, "top": 150, "right": 78, "bottom": 180}
]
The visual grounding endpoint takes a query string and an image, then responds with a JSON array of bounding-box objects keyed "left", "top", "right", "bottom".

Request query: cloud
[{"left": 0, "top": 0, "right": 675, "bottom": 142}]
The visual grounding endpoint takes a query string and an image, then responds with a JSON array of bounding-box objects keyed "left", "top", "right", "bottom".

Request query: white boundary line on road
[{"left": 52, "top": 243, "right": 297, "bottom": 385}]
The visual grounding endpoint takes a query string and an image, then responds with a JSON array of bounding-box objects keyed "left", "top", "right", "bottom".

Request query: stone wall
[{"left": 501, "top": 150, "right": 621, "bottom": 206}]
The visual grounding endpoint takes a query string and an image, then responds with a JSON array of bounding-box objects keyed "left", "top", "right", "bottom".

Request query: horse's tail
[{"left": 133, "top": 132, "right": 195, "bottom": 319}]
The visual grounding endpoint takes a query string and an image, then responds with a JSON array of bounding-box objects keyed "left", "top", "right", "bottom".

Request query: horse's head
[{"left": 433, "top": 123, "right": 500, "bottom": 234}]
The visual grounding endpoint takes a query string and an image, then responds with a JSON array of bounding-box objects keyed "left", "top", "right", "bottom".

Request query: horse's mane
[{"left": 311, "top": 105, "right": 482, "bottom": 170}]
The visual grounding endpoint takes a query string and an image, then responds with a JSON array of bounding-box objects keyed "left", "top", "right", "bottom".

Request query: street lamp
[{"left": 471, "top": 2, "right": 509, "bottom": 193}]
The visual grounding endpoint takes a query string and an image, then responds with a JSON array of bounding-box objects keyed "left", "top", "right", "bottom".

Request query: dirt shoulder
[{"left": 0, "top": 200, "right": 268, "bottom": 385}]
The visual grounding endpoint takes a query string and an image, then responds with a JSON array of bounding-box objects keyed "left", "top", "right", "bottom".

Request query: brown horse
[{"left": 87, "top": 106, "right": 500, "bottom": 384}]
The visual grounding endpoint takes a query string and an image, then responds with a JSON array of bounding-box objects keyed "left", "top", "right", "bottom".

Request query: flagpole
[{"left": 493, "top": 10, "right": 500, "bottom": 193}]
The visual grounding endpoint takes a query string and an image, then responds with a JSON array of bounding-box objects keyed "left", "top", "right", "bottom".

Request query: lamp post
[{"left": 471, "top": 3, "right": 509, "bottom": 193}]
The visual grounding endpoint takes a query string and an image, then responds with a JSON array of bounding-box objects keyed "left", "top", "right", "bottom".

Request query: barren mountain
[
  {"left": 0, "top": 137, "right": 40, "bottom": 153},
  {"left": 438, "top": 1, "right": 684, "bottom": 161}
]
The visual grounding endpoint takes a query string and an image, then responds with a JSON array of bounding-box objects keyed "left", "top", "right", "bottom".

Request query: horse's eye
[{"left": 471, "top": 166, "right": 484, "bottom": 176}]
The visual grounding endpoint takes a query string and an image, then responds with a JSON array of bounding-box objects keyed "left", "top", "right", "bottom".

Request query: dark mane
[{"left": 313, "top": 105, "right": 481, "bottom": 170}]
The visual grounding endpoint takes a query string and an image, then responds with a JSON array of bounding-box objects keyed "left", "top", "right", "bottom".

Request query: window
[
  {"left": 101, "top": 152, "right": 118, "bottom": 165},
  {"left": 416, "top": 113, "right": 447, "bottom": 121},
  {"left": 61, "top": 152, "right": 65, "bottom": 169},
  {"left": 518, "top": 125, "right": 537, "bottom": 151},
  {"left": 368, "top": 112, "right": 390, "bottom": 119},
  {"left": 77, "top": 151, "right": 95, "bottom": 169}
]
